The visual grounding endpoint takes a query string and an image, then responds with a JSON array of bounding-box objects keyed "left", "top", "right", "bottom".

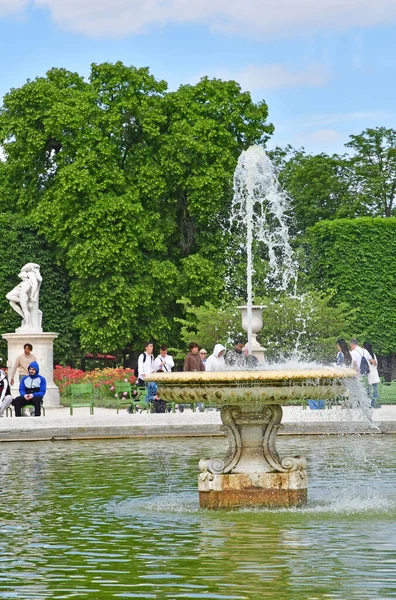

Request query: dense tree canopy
[
  {"left": 346, "top": 127, "right": 396, "bottom": 218},
  {"left": 0, "top": 62, "right": 273, "bottom": 352},
  {"left": 273, "top": 127, "right": 396, "bottom": 234},
  {"left": 1, "top": 61, "right": 395, "bottom": 365}
]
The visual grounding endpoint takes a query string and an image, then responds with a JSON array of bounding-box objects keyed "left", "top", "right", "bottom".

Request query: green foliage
[
  {"left": 0, "top": 63, "right": 273, "bottom": 352},
  {"left": 176, "top": 293, "right": 352, "bottom": 363},
  {"left": 257, "top": 294, "right": 353, "bottom": 362},
  {"left": 346, "top": 127, "right": 396, "bottom": 217},
  {"left": 176, "top": 298, "right": 243, "bottom": 353},
  {"left": 0, "top": 213, "right": 78, "bottom": 363},
  {"left": 305, "top": 217, "right": 396, "bottom": 355},
  {"left": 271, "top": 147, "right": 364, "bottom": 234},
  {"left": 272, "top": 127, "right": 396, "bottom": 235}
]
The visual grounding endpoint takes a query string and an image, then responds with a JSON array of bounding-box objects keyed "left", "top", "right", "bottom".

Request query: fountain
[
  {"left": 147, "top": 146, "right": 357, "bottom": 509},
  {"left": 147, "top": 368, "right": 355, "bottom": 508}
]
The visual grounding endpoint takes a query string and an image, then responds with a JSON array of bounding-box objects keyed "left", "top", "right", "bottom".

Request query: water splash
[
  {"left": 231, "top": 146, "right": 298, "bottom": 294},
  {"left": 230, "top": 146, "right": 300, "bottom": 355}
]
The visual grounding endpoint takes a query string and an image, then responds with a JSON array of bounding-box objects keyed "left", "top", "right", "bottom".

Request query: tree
[
  {"left": 257, "top": 294, "right": 353, "bottom": 362},
  {"left": 0, "top": 63, "right": 273, "bottom": 352},
  {"left": 176, "top": 299, "right": 243, "bottom": 354},
  {"left": 271, "top": 147, "right": 364, "bottom": 234},
  {"left": 346, "top": 127, "right": 396, "bottom": 218},
  {"left": 176, "top": 293, "right": 352, "bottom": 363}
]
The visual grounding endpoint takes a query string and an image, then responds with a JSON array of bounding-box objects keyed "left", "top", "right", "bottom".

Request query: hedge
[
  {"left": 0, "top": 213, "right": 79, "bottom": 363},
  {"left": 305, "top": 217, "right": 396, "bottom": 355}
]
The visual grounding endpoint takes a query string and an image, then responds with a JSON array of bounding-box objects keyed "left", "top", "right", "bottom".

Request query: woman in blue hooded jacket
[{"left": 13, "top": 361, "right": 46, "bottom": 417}]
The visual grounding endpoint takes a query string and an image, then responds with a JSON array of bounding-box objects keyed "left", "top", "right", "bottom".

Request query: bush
[{"left": 305, "top": 217, "right": 396, "bottom": 356}]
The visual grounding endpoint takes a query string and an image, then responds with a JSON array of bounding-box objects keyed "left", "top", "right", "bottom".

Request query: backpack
[
  {"left": 359, "top": 352, "right": 370, "bottom": 375},
  {"left": 133, "top": 353, "right": 146, "bottom": 379}
]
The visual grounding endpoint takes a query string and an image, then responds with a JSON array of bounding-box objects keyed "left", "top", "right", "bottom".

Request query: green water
[{"left": 1, "top": 435, "right": 396, "bottom": 599}]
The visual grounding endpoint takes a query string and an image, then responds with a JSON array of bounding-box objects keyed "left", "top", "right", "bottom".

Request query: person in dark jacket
[
  {"left": 225, "top": 340, "right": 247, "bottom": 369},
  {"left": 0, "top": 370, "right": 13, "bottom": 417},
  {"left": 13, "top": 361, "right": 46, "bottom": 417}
]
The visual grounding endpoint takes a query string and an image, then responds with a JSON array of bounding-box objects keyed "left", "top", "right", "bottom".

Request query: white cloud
[
  {"left": 305, "top": 129, "right": 343, "bottom": 144},
  {"left": 197, "top": 63, "right": 330, "bottom": 91},
  {"left": 2, "top": 0, "right": 396, "bottom": 37},
  {"left": 0, "top": 0, "right": 27, "bottom": 16},
  {"left": 290, "top": 128, "right": 344, "bottom": 152}
]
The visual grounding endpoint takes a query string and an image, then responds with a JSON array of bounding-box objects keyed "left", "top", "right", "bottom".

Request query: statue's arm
[{"left": 29, "top": 273, "right": 39, "bottom": 303}]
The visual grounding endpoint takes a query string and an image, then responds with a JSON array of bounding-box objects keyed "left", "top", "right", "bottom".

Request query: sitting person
[
  {"left": 146, "top": 381, "right": 167, "bottom": 414},
  {"left": 0, "top": 370, "right": 13, "bottom": 417},
  {"left": 13, "top": 361, "right": 46, "bottom": 417}
]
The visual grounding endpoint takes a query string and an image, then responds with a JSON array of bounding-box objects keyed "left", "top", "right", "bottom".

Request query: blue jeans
[{"left": 369, "top": 382, "right": 379, "bottom": 407}]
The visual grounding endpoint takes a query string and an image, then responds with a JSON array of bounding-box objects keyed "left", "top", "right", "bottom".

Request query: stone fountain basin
[
  {"left": 146, "top": 368, "right": 357, "bottom": 508},
  {"left": 146, "top": 367, "right": 357, "bottom": 407}
]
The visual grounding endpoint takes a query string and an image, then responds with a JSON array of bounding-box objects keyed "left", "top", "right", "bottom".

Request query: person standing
[
  {"left": 137, "top": 342, "right": 155, "bottom": 386},
  {"left": 363, "top": 341, "right": 381, "bottom": 407},
  {"left": 350, "top": 339, "right": 372, "bottom": 374},
  {"left": 13, "top": 361, "right": 46, "bottom": 417},
  {"left": 183, "top": 342, "right": 205, "bottom": 372},
  {"left": 199, "top": 349, "right": 207, "bottom": 367},
  {"left": 225, "top": 340, "right": 246, "bottom": 369},
  {"left": 336, "top": 339, "right": 352, "bottom": 367},
  {"left": 0, "top": 370, "right": 13, "bottom": 417},
  {"left": 206, "top": 344, "right": 227, "bottom": 372},
  {"left": 9, "top": 343, "right": 37, "bottom": 385},
  {"left": 153, "top": 345, "right": 175, "bottom": 373}
]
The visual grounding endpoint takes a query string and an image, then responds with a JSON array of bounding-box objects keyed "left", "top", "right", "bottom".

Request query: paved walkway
[{"left": 0, "top": 404, "right": 395, "bottom": 442}]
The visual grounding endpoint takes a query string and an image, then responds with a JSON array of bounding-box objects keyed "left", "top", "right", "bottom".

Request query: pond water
[{"left": 0, "top": 435, "right": 396, "bottom": 599}]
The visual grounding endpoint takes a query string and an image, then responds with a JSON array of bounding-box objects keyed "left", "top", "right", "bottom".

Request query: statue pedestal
[{"left": 2, "top": 332, "right": 60, "bottom": 407}]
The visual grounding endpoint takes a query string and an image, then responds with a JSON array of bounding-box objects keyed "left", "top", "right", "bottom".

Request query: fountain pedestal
[
  {"left": 146, "top": 368, "right": 356, "bottom": 510},
  {"left": 198, "top": 405, "right": 307, "bottom": 508}
]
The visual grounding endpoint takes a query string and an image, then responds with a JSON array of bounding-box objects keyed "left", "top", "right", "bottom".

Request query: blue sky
[{"left": 1, "top": 0, "right": 396, "bottom": 154}]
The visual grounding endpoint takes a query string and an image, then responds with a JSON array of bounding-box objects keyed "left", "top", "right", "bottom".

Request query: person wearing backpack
[
  {"left": 136, "top": 342, "right": 155, "bottom": 387},
  {"left": 350, "top": 338, "right": 372, "bottom": 377}
]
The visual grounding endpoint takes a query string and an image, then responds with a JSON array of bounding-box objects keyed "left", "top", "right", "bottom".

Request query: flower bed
[{"left": 54, "top": 365, "right": 138, "bottom": 408}]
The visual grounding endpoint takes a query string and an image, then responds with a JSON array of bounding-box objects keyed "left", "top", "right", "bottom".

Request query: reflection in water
[{"left": 0, "top": 436, "right": 395, "bottom": 599}]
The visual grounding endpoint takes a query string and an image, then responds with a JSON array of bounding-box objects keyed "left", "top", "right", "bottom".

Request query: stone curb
[{"left": 0, "top": 421, "right": 395, "bottom": 442}]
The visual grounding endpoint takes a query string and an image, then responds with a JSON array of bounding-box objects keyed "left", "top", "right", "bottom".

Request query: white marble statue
[{"left": 6, "top": 263, "right": 43, "bottom": 332}]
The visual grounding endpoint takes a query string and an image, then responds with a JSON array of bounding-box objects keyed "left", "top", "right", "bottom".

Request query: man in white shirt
[
  {"left": 153, "top": 345, "right": 174, "bottom": 373},
  {"left": 137, "top": 342, "right": 155, "bottom": 386},
  {"left": 350, "top": 338, "right": 372, "bottom": 374}
]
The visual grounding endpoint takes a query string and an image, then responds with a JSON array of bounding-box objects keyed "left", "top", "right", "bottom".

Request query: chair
[
  {"left": 115, "top": 381, "right": 134, "bottom": 414},
  {"left": 133, "top": 388, "right": 151, "bottom": 413},
  {"left": 122, "top": 387, "right": 151, "bottom": 414},
  {"left": 21, "top": 403, "right": 46, "bottom": 416},
  {"left": 70, "top": 383, "right": 94, "bottom": 415}
]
